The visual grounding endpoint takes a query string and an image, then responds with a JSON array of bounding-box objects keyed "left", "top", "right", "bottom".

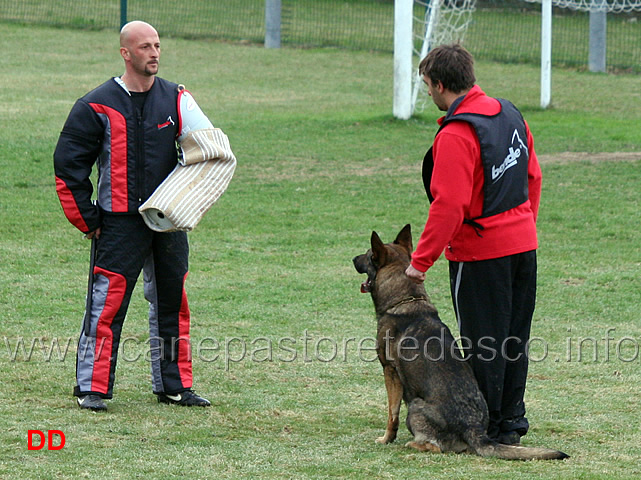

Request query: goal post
[
  {"left": 393, "top": 0, "right": 477, "bottom": 119},
  {"left": 541, "top": 0, "right": 552, "bottom": 109},
  {"left": 393, "top": 0, "right": 414, "bottom": 120}
]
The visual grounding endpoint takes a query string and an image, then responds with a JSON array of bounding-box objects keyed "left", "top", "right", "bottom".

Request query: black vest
[
  {"left": 422, "top": 95, "right": 529, "bottom": 224},
  {"left": 83, "top": 77, "right": 180, "bottom": 212}
]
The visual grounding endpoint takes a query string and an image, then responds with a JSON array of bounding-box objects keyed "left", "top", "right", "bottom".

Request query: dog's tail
[{"left": 469, "top": 434, "right": 569, "bottom": 461}]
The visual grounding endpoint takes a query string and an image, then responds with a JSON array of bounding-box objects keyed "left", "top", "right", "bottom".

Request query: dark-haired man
[{"left": 405, "top": 44, "right": 542, "bottom": 445}]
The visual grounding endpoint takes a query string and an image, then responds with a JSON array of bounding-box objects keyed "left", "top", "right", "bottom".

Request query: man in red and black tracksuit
[
  {"left": 54, "top": 21, "right": 210, "bottom": 411},
  {"left": 405, "top": 45, "right": 542, "bottom": 445}
]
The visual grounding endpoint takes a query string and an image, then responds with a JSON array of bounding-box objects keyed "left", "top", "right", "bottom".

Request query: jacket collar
[{"left": 437, "top": 85, "right": 486, "bottom": 125}]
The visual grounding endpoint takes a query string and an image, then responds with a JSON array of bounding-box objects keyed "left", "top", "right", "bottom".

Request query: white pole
[
  {"left": 540, "top": 0, "right": 552, "bottom": 109},
  {"left": 394, "top": 0, "right": 413, "bottom": 120}
]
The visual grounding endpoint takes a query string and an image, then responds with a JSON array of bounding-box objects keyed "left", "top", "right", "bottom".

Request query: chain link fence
[{"left": 1, "top": 0, "right": 639, "bottom": 72}]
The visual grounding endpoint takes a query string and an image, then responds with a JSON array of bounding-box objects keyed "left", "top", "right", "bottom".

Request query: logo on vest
[
  {"left": 157, "top": 116, "right": 175, "bottom": 130},
  {"left": 492, "top": 129, "right": 528, "bottom": 183}
]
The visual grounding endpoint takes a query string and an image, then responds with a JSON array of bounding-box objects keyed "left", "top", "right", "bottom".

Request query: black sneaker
[
  {"left": 157, "top": 390, "right": 211, "bottom": 407},
  {"left": 77, "top": 394, "right": 107, "bottom": 411}
]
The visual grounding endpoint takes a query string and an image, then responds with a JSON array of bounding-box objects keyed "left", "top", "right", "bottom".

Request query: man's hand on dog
[{"left": 405, "top": 265, "right": 426, "bottom": 284}]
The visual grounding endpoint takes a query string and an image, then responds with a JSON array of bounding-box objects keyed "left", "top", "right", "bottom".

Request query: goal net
[
  {"left": 397, "top": 0, "right": 641, "bottom": 118},
  {"left": 411, "top": 0, "right": 477, "bottom": 114},
  {"left": 525, "top": 0, "right": 641, "bottom": 12}
]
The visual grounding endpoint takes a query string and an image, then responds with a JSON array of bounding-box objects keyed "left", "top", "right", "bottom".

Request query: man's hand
[{"left": 405, "top": 264, "right": 426, "bottom": 284}]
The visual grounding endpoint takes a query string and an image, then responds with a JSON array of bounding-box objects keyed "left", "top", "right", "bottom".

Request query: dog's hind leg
[
  {"left": 406, "top": 433, "right": 442, "bottom": 453},
  {"left": 406, "top": 440, "right": 442, "bottom": 453},
  {"left": 376, "top": 365, "right": 403, "bottom": 444},
  {"left": 404, "top": 398, "right": 445, "bottom": 453}
]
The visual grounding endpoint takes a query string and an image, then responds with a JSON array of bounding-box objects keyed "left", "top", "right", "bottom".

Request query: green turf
[{"left": 1, "top": 22, "right": 640, "bottom": 479}]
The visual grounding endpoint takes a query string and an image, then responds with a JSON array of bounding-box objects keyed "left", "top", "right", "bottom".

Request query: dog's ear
[
  {"left": 370, "top": 231, "right": 387, "bottom": 266},
  {"left": 394, "top": 224, "right": 413, "bottom": 252}
]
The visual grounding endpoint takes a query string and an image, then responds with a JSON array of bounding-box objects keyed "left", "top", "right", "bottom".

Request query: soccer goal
[
  {"left": 393, "top": 0, "right": 476, "bottom": 120},
  {"left": 529, "top": 0, "right": 641, "bottom": 107},
  {"left": 395, "top": 0, "right": 641, "bottom": 119}
]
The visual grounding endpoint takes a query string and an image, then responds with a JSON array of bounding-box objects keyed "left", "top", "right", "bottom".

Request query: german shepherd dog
[{"left": 352, "top": 225, "right": 568, "bottom": 460}]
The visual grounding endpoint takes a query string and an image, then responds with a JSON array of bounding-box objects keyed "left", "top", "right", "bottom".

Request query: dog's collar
[{"left": 387, "top": 295, "right": 429, "bottom": 312}]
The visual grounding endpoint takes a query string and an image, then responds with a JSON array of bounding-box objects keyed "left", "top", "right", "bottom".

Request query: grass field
[{"left": 1, "top": 22, "right": 641, "bottom": 479}]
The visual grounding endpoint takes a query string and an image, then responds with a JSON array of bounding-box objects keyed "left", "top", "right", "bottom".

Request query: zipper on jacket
[{"left": 135, "top": 109, "right": 145, "bottom": 203}]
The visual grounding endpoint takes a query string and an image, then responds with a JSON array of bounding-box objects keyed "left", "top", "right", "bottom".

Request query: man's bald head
[
  {"left": 119, "top": 21, "right": 161, "bottom": 91},
  {"left": 120, "top": 21, "right": 158, "bottom": 49}
]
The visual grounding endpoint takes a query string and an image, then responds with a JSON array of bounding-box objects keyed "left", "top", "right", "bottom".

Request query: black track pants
[{"left": 449, "top": 250, "right": 537, "bottom": 439}]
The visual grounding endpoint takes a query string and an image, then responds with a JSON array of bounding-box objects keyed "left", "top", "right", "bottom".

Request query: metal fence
[{"left": 1, "top": 0, "right": 639, "bottom": 72}]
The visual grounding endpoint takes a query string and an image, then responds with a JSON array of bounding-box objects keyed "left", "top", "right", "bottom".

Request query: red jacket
[{"left": 411, "top": 85, "right": 541, "bottom": 272}]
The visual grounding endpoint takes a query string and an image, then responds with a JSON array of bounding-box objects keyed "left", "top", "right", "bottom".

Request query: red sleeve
[
  {"left": 525, "top": 121, "right": 542, "bottom": 222},
  {"left": 53, "top": 99, "right": 103, "bottom": 233},
  {"left": 411, "top": 128, "right": 478, "bottom": 272}
]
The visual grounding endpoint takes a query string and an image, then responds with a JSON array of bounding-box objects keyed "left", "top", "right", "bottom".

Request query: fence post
[
  {"left": 589, "top": 0, "right": 607, "bottom": 72},
  {"left": 265, "top": 0, "right": 281, "bottom": 48},
  {"left": 120, "top": 0, "right": 127, "bottom": 29}
]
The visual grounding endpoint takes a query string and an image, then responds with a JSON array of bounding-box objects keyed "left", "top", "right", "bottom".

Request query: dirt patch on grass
[
  {"left": 538, "top": 152, "right": 641, "bottom": 164},
  {"left": 242, "top": 152, "right": 641, "bottom": 183}
]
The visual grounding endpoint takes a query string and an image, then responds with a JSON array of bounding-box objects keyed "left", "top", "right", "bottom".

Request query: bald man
[{"left": 54, "top": 21, "right": 212, "bottom": 411}]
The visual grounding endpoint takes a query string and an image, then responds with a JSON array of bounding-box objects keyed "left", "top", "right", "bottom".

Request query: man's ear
[{"left": 370, "top": 231, "right": 387, "bottom": 267}]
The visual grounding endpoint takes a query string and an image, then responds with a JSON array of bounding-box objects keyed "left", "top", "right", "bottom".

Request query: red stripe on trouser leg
[
  {"left": 177, "top": 272, "right": 193, "bottom": 388},
  {"left": 90, "top": 266, "right": 127, "bottom": 394}
]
